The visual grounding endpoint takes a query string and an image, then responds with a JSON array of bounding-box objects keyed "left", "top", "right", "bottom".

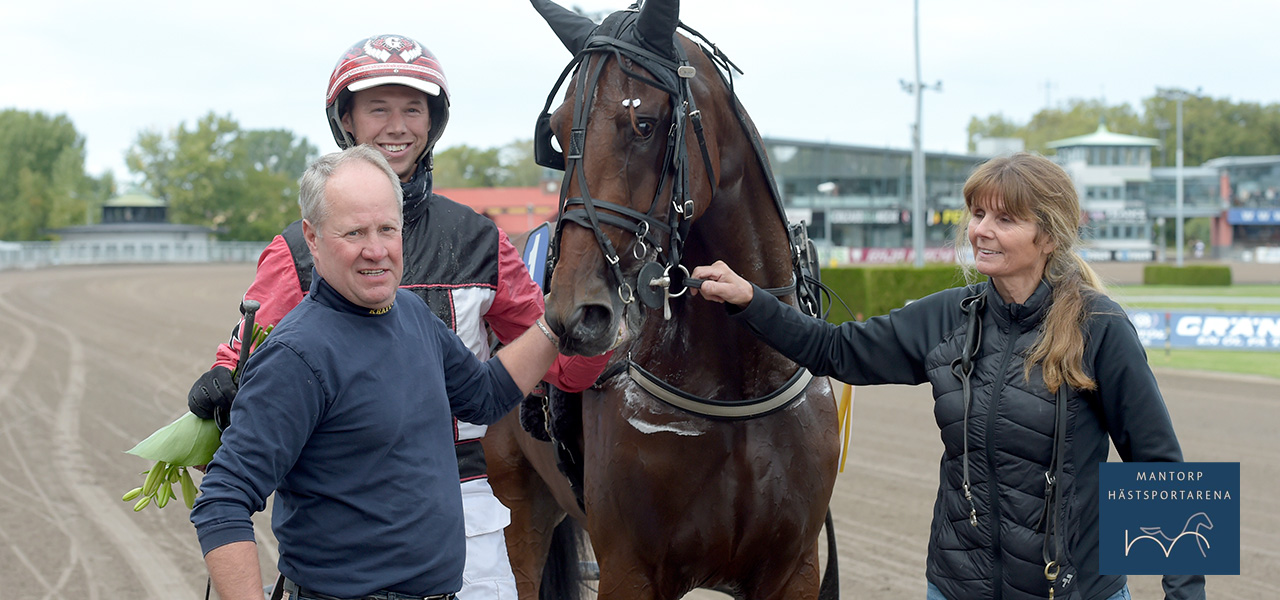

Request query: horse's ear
[
  {"left": 530, "top": 0, "right": 598, "bottom": 55},
  {"left": 636, "top": 0, "right": 679, "bottom": 58}
]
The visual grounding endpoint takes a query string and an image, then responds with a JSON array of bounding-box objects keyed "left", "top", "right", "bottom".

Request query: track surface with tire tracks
[{"left": 0, "top": 264, "right": 1273, "bottom": 599}]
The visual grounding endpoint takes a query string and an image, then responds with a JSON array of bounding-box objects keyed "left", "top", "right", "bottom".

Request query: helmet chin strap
[{"left": 415, "top": 118, "right": 447, "bottom": 172}]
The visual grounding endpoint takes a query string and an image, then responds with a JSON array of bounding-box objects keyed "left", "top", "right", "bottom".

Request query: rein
[
  {"left": 951, "top": 289, "right": 1070, "bottom": 598},
  {"left": 535, "top": 12, "right": 818, "bottom": 419},
  {"left": 951, "top": 292, "right": 985, "bottom": 528},
  {"left": 1041, "top": 384, "right": 1069, "bottom": 598}
]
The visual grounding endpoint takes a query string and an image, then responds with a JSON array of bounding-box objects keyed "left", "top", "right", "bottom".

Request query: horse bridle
[
  {"left": 535, "top": 10, "right": 817, "bottom": 419},
  {"left": 535, "top": 8, "right": 724, "bottom": 313}
]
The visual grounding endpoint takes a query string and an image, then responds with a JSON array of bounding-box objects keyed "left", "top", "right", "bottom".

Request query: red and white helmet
[{"left": 325, "top": 34, "right": 451, "bottom": 165}]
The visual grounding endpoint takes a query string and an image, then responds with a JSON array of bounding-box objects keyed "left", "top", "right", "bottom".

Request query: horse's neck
[{"left": 693, "top": 154, "right": 794, "bottom": 299}]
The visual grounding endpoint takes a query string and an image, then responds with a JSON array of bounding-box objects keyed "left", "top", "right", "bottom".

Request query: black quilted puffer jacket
[{"left": 730, "top": 279, "right": 1205, "bottom": 600}]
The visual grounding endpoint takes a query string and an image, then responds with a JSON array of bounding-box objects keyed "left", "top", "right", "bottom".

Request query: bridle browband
[{"left": 535, "top": 10, "right": 817, "bottom": 419}]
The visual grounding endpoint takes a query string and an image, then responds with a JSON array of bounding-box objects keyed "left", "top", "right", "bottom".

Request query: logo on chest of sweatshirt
[{"left": 1099, "top": 462, "right": 1239, "bottom": 575}]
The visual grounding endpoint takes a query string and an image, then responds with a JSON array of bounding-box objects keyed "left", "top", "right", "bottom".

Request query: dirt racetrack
[{"left": 1, "top": 263, "right": 1275, "bottom": 599}]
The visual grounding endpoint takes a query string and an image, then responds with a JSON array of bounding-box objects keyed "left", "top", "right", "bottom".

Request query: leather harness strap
[
  {"left": 1042, "top": 383, "right": 1069, "bottom": 596},
  {"left": 538, "top": 11, "right": 816, "bottom": 419},
  {"left": 951, "top": 289, "right": 1070, "bottom": 596},
  {"left": 627, "top": 362, "right": 814, "bottom": 420},
  {"left": 952, "top": 292, "right": 985, "bottom": 528}
]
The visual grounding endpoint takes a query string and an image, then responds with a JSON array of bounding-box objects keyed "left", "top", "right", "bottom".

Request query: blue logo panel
[
  {"left": 1099, "top": 462, "right": 1239, "bottom": 575},
  {"left": 521, "top": 222, "right": 551, "bottom": 292},
  {"left": 1127, "top": 310, "right": 1280, "bottom": 352},
  {"left": 1227, "top": 208, "right": 1280, "bottom": 225}
]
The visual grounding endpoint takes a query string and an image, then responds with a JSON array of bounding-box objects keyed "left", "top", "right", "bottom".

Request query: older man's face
[{"left": 304, "top": 160, "right": 403, "bottom": 310}]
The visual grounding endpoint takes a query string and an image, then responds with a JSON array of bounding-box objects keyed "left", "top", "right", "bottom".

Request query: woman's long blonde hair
[{"left": 955, "top": 152, "right": 1105, "bottom": 391}]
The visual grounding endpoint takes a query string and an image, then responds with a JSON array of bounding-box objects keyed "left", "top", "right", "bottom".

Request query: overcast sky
[{"left": 5, "top": 0, "right": 1279, "bottom": 186}]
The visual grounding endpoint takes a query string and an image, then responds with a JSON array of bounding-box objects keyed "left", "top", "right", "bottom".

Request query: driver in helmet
[{"left": 186, "top": 34, "right": 610, "bottom": 600}]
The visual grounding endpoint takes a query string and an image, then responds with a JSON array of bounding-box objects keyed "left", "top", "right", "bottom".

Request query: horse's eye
[{"left": 635, "top": 120, "right": 655, "bottom": 139}]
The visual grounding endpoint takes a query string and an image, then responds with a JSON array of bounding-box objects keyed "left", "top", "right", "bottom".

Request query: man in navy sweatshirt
[{"left": 190, "top": 145, "right": 562, "bottom": 600}]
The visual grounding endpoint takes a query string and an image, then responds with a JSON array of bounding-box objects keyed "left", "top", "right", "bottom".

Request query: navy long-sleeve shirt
[{"left": 191, "top": 277, "right": 523, "bottom": 598}]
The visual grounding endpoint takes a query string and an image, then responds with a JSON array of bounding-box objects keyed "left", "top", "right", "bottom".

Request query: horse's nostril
[{"left": 566, "top": 303, "right": 614, "bottom": 341}]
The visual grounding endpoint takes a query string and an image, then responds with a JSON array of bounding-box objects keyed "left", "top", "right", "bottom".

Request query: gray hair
[{"left": 297, "top": 145, "right": 404, "bottom": 226}]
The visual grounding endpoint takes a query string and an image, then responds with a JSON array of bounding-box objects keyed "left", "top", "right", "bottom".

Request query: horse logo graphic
[{"left": 1124, "top": 512, "right": 1214, "bottom": 558}]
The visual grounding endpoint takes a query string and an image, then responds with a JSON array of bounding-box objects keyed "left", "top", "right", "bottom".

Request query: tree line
[
  {"left": 5, "top": 89, "right": 1280, "bottom": 241},
  {"left": 0, "top": 110, "right": 115, "bottom": 241},
  {"left": 1, "top": 109, "right": 544, "bottom": 242},
  {"left": 967, "top": 88, "right": 1280, "bottom": 166}
]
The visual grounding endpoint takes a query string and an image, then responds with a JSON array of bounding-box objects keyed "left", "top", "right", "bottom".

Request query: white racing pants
[{"left": 459, "top": 478, "right": 517, "bottom": 600}]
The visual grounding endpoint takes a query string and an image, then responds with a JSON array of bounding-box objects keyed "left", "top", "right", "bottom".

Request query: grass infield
[
  {"left": 1146, "top": 348, "right": 1279, "bottom": 381},
  {"left": 1110, "top": 283, "right": 1280, "bottom": 380}
]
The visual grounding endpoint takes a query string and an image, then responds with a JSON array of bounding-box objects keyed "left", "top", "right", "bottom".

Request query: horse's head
[{"left": 532, "top": 0, "right": 737, "bottom": 357}]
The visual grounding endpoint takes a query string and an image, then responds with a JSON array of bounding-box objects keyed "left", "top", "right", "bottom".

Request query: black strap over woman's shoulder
[{"left": 957, "top": 291, "right": 986, "bottom": 377}]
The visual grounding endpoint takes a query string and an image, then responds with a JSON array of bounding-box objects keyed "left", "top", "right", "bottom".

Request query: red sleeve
[
  {"left": 210, "top": 235, "right": 307, "bottom": 371},
  {"left": 543, "top": 351, "right": 613, "bottom": 393},
  {"left": 485, "top": 229, "right": 613, "bottom": 393},
  {"left": 485, "top": 229, "right": 546, "bottom": 344}
]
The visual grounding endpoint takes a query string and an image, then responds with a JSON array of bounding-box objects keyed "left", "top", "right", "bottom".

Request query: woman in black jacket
[{"left": 690, "top": 153, "right": 1205, "bottom": 600}]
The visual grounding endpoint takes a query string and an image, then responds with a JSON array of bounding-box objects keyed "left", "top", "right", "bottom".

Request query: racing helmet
[{"left": 325, "top": 34, "right": 451, "bottom": 167}]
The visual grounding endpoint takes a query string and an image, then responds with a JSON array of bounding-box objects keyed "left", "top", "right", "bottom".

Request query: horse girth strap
[{"left": 627, "top": 361, "right": 813, "bottom": 420}]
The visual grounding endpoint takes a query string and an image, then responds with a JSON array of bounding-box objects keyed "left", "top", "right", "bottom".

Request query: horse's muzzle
[{"left": 550, "top": 302, "right": 619, "bottom": 356}]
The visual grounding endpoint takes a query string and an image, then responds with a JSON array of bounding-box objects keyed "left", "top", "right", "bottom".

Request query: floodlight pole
[
  {"left": 1159, "top": 88, "right": 1196, "bottom": 266},
  {"left": 1175, "top": 94, "right": 1185, "bottom": 267},
  {"left": 902, "top": 0, "right": 941, "bottom": 268}
]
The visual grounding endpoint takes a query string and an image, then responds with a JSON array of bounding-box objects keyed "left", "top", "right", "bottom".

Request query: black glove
[{"left": 188, "top": 366, "right": 237, "bottom": 429}]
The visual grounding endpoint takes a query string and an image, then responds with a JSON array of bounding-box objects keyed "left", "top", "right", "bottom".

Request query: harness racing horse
[{"left": 481, "top": 1, "right": 841, "bottom": 598}]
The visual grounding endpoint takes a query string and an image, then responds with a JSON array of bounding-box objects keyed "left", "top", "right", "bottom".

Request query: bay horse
[{"left": 481, "top": 1, "right": 841, "bottom": 598}]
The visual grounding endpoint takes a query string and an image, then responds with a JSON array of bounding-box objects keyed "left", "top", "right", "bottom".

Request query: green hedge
[
  {"left": 1142, "top": 264, "right": 1232, "bottom": 286},
  {"left": 820, "top": 263, "right": 1234, "bottom": 323},
  {"left": 821, "top": 265, "right": 967, "bottom": 324}
]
